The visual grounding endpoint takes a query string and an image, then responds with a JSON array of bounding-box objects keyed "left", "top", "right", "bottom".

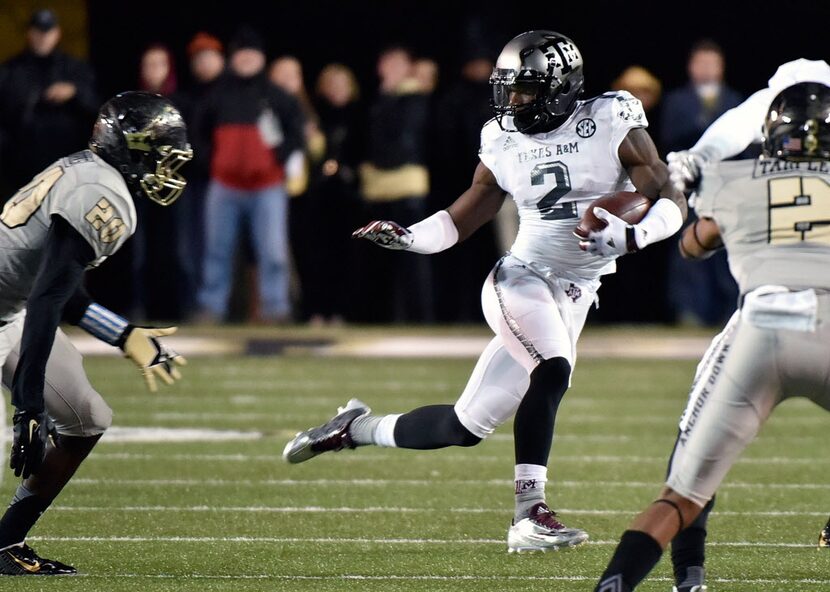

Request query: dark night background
[{"left": 88, "top": 0, "right": 829, "bottom": 100}]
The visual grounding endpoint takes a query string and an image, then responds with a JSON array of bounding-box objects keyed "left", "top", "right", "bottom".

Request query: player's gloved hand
[
  {"left": 352, "top": 220, "right": 413, "bottom": 250},
  {"left": 119, "top": 326, "right": 187, "bottom": 392},
  {"left": 10, "top": 409, "right": 56, "bottom": 479},
  {"left": 667, "top": 150, "right": 706, "bottom": 194},
  {"left": 579, "top": 207, "right": 643, "bottom": 257}
]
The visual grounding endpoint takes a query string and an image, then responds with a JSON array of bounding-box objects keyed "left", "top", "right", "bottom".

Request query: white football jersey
[
  {"left": 0, "top": 150, "right": 136, "bottom": 320},
  {"left": 479, "top": 90, "right": 647, "bottom": 280}
]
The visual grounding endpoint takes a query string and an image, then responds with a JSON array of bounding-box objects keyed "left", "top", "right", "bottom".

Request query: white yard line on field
[
  {"left": 50, "top": 573, "right": 830, "bottom": 585},
  {"left": 67, "top": 477, "right": 830, "bottom": 490},
  {"left": 47, "top": 505, "right": 830, "bottom": 518},
  {"left": 70, "top": 332, "right": 714, "bottom": 360},
  {"left": 87, "top": 451, "right": 830, "bottom": 466},
  {"left": 25, "top": 535, "right": 821, "bottom": 550}
]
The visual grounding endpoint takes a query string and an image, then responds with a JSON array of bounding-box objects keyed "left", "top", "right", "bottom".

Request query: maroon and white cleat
[
  {"left": 507, "top": 503, "right": 589, "bottom": 553},
  {"left": 282, "top": 399, "right": 370, "bottom": 464}
]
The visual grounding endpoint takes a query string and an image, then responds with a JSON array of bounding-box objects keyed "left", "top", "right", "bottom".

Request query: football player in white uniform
[
  {"left": 284, "top": 31, "right": 686, "bottom": 552},
  {"left": 596, "top": 82, "right": 830, "bottom": 592},
  {"left": 0, "top": 91, "right": 190, "bottom": 574}
]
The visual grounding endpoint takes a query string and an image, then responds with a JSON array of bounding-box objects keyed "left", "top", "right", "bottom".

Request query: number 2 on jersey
[
  {"left": 0, "top": 166, "right": 64, "bottom": 228},
  {"left": 530, "top": 161, "right": 573, "bottom": 219},
  {"left": 768, "top": 176, "right": 830, "bottom": 245}
]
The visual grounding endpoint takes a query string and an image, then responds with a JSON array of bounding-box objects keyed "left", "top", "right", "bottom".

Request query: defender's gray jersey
[
  {"left": 696, "top": 158, "right": 830, "bottom": 294},
  {"left": 0, "top": 150, "right": 136, "bottom": 321}
]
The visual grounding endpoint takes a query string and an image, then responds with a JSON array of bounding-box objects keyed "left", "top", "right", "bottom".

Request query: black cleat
[
  {"left": 282, "top": 399, "right": 370, "bottom": 464},
  {"left": 819, "top": 516, "right": 830, "bottom": 548},
  {"left": 0, "top": 543, "right": 76, "bottom": 575}
]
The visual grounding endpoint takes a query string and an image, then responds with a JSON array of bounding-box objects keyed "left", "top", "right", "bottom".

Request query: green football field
[{"left": 2, "top": 344, "right": 829, "bottom": 591}]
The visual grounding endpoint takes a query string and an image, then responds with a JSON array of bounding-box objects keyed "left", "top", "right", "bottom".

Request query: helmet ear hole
[{"left": 561, "top": 80, "right": 571, "bottom": 95}]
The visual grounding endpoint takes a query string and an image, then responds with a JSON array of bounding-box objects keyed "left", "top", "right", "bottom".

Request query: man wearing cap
[
  {"left": 193, "top": 26, "right": 305, "bottom": 323},
  {"left": 0, "top": 9, "right": 98, "bottom": 191}
]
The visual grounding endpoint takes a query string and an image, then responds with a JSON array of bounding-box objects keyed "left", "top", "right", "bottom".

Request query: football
[{"left": 573, "top": 191, "right": 652, "bottom": 239}]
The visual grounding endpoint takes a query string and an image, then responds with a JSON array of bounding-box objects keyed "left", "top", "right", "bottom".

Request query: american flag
[{"left": 783, "top": 136, "right": 802, "bottom": 151}]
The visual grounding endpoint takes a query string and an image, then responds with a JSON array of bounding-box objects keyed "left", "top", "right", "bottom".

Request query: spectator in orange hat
[
  {"left": 173, "top": 33, "right": 226, "bottom": 319},
  {"left": 188, "top": 32, "right": 224, "bottom": 87}
]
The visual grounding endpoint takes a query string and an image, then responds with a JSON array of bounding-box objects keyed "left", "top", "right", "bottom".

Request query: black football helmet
[
  {"left": 490, "top": 31, "right": 584, "bottom": 134},
  {"left": 763, "top": 82, "right": 830, "bottom": 161},
  {"left": 89, "top": 91, "right": 193, "bottom": 205}
]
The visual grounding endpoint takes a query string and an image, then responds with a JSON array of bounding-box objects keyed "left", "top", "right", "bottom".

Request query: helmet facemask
[{"left": 139, "top": 145, "right": 193, "bottom": 206}]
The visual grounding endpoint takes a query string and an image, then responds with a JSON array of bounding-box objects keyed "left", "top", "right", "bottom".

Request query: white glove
[
  {"left": 352, "top": 220, "right": 413, "bottom": 250},
  {"left": 667, "top": 150, "right": 707, "bottom": 194},
  {"left": 578, "top": 207, "right": 643, "bottom": 257}
]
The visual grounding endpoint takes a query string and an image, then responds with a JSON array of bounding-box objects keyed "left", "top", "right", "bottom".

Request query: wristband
[
  {"left": 407, "top": 210, "right": 459, "bottom": 254},
  {"left": 634, "top": 198, "right": 684, "bottom": 249},
  {"left": 78, "top": 303, "right": 129, "bottom": 346}
]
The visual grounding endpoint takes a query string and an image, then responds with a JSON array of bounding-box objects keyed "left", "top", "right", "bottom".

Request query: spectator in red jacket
[{"left": 194, "top": 27, "right": 305, "bottom": 322}]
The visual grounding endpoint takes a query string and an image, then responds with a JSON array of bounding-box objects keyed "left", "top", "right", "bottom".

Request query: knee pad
[
  {"left": 528, "top": 356, "right": 571, "bottom": 405},
  {"left": 87, "top": 395, "right": 114, "bottom": 435},
  {"left": 52, "top": 389, "right": 112, "bottom": 437}
]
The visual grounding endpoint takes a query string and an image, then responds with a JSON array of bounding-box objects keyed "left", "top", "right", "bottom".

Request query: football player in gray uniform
[
  {"left": 665, "top": 60, "right": 830, "bottom": 583},
  {"left": 0, "top": 91, "right": 190, "bottom": 574},
  {"left": 595, "top": 82, "right": 830, "bottom": 592}
]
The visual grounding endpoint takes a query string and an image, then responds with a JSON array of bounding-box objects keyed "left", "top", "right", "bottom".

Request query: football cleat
[
  {"left": 0, "top": 543, "right": 76, "bottom": 575},
  {"left": 818, "top": 516, "right": 830, "bottom": 548},
  {"left": 507, "top": 502, "right": 589, "bottom": 553},
  {"left": 282, "top": 399, "right": 370, "bottom": 464},
  {"left": 672, "top": 587, "right": 707, "bottom": 592}
]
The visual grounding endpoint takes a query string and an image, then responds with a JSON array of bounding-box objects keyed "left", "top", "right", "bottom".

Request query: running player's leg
[
  {"left": 283, "top": 336, "right": 528, "bottom": 462},
  {"left": 481, "top": 257, "right": 593, "bottom": 550},
  {"left": 0, "top": 328, "right": 111, "bottom": 573},
  {"left": 597, "top": 318, "right": 780, "bottom": 591},
  {"left": 668, "top": 311, "right": 737, "bottom": 592}
]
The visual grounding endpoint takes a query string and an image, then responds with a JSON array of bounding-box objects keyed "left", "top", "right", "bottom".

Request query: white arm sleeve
[
  {"left": 634, "top": 198, "right": 684, "bottom": 249},
  {"left": 690, "top": 88, "right": 773, "bottom": 161},
  {"left": 407, "top": 210, "right": 459, "bottom": 254}
]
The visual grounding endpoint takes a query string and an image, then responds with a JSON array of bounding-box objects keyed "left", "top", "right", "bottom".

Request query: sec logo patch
[{"left": 576, "top": 118, "right": 596, "bottom": 138}]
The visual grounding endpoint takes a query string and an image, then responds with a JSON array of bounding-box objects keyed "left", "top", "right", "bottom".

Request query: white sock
[
  {"left": 514, "top": 463, "right": 548, "bottom": 520},
  {"left": 373, "top": 414, "right": 401, "bottom": 447}
]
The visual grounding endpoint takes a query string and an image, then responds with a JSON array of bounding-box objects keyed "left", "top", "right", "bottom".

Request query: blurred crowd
[{"left": 0, "top": 10, "right": 754, "bottom": 327}]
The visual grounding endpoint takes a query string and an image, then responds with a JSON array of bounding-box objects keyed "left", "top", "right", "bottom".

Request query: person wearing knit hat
[
  {"left": 187, "top": 32, "right": 224, "bottom": 86},
  {"left": 193, "top": 25, "right": 305, "bottom": 323},
  {"left": 227, "top": 26, "right": 266, "bottom": 56}
]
